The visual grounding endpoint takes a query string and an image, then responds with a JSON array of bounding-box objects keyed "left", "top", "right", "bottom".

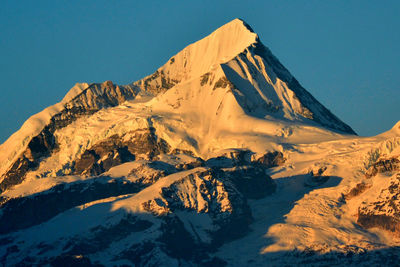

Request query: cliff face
[{"left": 357, "top": 153, "right": 400, "bottom": 236}]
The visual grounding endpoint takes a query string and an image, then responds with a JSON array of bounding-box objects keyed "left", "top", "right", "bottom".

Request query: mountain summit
[
  {"left": 136, "top": 18, "right": 259, "bottom": 87},
  {"left": 0, "top": 19, "right": 355, "bottom": 191},
  {"left": 135, "top": 18, "right": 355, "bottom": 135},
  {"left": 3, "top": 19, "right": 397, "bottom": 267}
]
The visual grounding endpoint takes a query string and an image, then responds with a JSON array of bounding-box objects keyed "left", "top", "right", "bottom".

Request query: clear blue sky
[{"left": 1, "top": 1, "right": 399, "bottom": 143}]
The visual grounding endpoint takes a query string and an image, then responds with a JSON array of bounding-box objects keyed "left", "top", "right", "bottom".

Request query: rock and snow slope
[{"left": 0, "top": 19, "right": 399, "bottom": 266}]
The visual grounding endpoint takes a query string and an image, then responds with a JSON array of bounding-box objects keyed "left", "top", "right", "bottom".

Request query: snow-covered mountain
[
  {"left": 0, "top": 19, "right": 355, "bottom": 192},
  {"left": 0, "top": 19, "right": 399, "bottom": 266}
]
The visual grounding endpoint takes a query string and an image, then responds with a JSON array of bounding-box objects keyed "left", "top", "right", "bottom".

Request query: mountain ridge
[{"left": 0, "top": 18, "right": 356, "bottom": 192}]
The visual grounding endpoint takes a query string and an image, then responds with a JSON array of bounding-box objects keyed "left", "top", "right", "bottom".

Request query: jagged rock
[
  {"left": 357, "top": 213, "right": 400, "bottom": 236},
  {"left": 357, "top": 173, "right": 400, "bottom": 235},
  {"left": 136, "top": 70, "right": 179, "bottom": 95},
  {"left": 174, "top": 158, "right": 205, "bottom": 170},
  {"left": 252, "top": 151, "right": 286, "bottom": 168},
  {"left": 0, "top": 127, "right": 57, "bottom": 192},
  {"left": 344, "top": 182, "right": 372, "bottom": 200},
  {"left": 128, "top": 161, "right": 177, "bottom": 185},
  {"left": 221, "top": 149, "right": 252, "bottom": 164},
  {"left": 365, "top": 156, "right": 400, "bottom": 178},
  {"left": 309, "top": 166, "right": 328, "bottom": 177},
  {"left": 74, "top": 130, "right": 170, "bottom": 176}
]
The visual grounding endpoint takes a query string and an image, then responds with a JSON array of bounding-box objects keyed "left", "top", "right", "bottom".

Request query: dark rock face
[
  {"left": 357, "top": 213, "right": 400, "bottom": 236},
  {"left": 150, "top": 167, "right": 266, "bottom": 261},
  {"left": 253, "top": 151, "right": 286, "bottom": 168},
  {"left": 0, "top": 157, "right": 36, "bottom": 192},
  {"left": 0, "top": 82, "right": 139, "bottom": 192},
  {"left": 205, "top": 149, "right": 252, "bottom": 168},
  {"left": 213, "top": 77, "right": 234, "bottom": 91},
  {"left": 0, "top": 127, "right": 57, "bottom": 192},
  {"left": 357, "top": 156, "right": 400, "bottom": 233},
  {"left": 73, "top": 130, "right": 170, "bottom": 176},
  {"left": 28, "top": 127, "right": 57, "bottom": 159},
  {"left": 174, "top": 157, "right": 205, "bottom": 171},
  {"left": 136, "top": 70, "right": 179, "bottom": 95},
  {"left": 205, "top": 150, "right": 286, "bottom": 170},
  {"left": 357, "top": 173, "right": 400, "bottom": 236},
  {"left": 344, "top": 182, "right": 372, "bottom": 200},
  {"left": 365, "top": 157, "right": 400, "bottom": 178},
  {"left": 200, "top": 72, "right": 212, "bottom": 86}
]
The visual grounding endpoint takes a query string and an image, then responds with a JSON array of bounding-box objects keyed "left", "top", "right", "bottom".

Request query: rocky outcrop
[
  {"left": 205, "top": 150, "right": 286, "bottom": 170},
  {"left": 135, "top": 70, "right": 179, "bottom": 95},
  {"left": 73, "top": 129, "right": 170, "bottom": 176},
  {"left": 128, "top": 161, "right": 178, "bottom": 185},
  {"left": 357, "top": 173, "right": 400, "bottom": 236},
  {"left": 0, "top": 127, "right": 57, "bottom": 192},
  {"left": 365, "top": 156, "right": 400, "bottom": 178},
  {"left": 253, "top": 151, "right": 286, "bottom": 168},
  {"left": 130, "top": 166, "right": 273, "bottom": 262},
  {"left": 357, "top": 213, "right": 400, "bottom": 236},
  {"left": 343, "top": 182, "right": 372, "bottom": 200}
]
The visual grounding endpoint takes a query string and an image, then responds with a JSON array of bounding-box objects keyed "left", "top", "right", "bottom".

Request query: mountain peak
[
  {"left": 134, "top": 19, "right": 355, "bottom": 135},
  {"left": 214, "top": 18, "right": 257, "bottom": 37},
  {"left": 135, "top": 19, "right": 259, "bottom": 88},
  {"left": 0, "top": 19, "right": 356, "bottom": 193}
]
